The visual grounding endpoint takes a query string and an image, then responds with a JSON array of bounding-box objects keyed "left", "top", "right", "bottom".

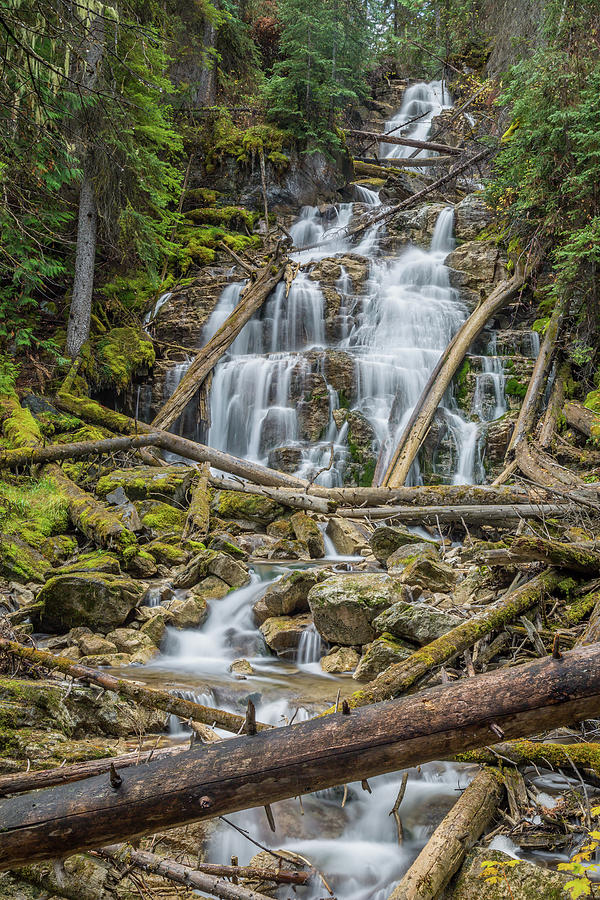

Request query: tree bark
[
  {"left": 387, "top": 768, "right": 504, "bottom": 900},
  {"left": 539, "top": 362, "right": 568, "bottom": 450},
  {"left": 340, "top": 569, "right": 560, "bottom": 709},
  {"left": 0, "top": 433, "right": 162, "bottom": 470},
  {"left": 564, "top": 401, "right": 600, "bottom": 440},
  {"left": 473, "top": 535, "right": 600, "bottom": 575},
  {"left": 347, "top": 129, "right": 462, "bottom": 154},
  {"left": 335, "top": 503, "right": 570, "bottom": 524},
  {"left": 453, "top": 740, "right": 600, "bottom": 783},
  {"left": 151, "top": 257, "right": 286, "bottom": 432},
  {"left": 0, "top": 639, "right": 272, "bottom": 735},
  {"left": 381, "top": 273, "right": 528, "bottom": 488},
  {"left": 183, "top": 462, "right": 210, "bottom": 541},
  {"left": 2, "top": 644, "right": 600, "bottom": 868}
]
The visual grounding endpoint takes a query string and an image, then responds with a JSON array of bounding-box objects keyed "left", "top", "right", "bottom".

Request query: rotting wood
[
  {"left": 346, "top": 129, "right": 462, "bottom": 155},
  {"left": 0, "top": 639, "right": 272, "bottom": 735},
  {"left": 2, "top": 644, "right": 600, "bottom": 867},
  {"left": 151, "top": 253, "right": 286, "bottom": 432},
  {"left": 564, "top": 400, "right": 600, "bottom": 440},
  {"left": 0, "top": 433, "right": 162, "bottom": 470},
  {"left": 183, "top": 461, "right": 210, "bottom": 542},
  {"left": 335, "top": 569, "right": 561, "bottom": 709},
  {"left": 381, "top": 272, "right": 528, "bottom": 488},
  {"left": 452, "top": 740, "right": 600, "bottom": 783},
  {"left": 387, "top": 768, "right": 504, "bottom": 900},
  {"left": 472, "top": 535, "right": 600, "bottom": 575}
]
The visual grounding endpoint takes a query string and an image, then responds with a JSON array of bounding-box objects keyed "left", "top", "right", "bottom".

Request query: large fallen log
[
  {"left": 0, "top": 433, "right": 162, "bottom": 470},
  {"left": 54, "top": 392, "right": 307, "bottom": 489},
  {"left": 2, "top": 644, "right": 600, "bottom": 868},
  {"left": 341, "top": 569, "right": 560, "bottom": 709},
  {"left": 183, "top": 461, "right": 210, "bottom": 541},
  {"left": 473, "top": 535, "right": 600, "bottom": 575},
  {"left": 0, "top": 639, "right": 272, "bottom": 735},
  {"left": 454, "top": 740, "right": 600, "bottom": 783},
  {"left": 151, "top": 255, "right": 287, "bottom": 432},
  {"left": 335, "top": 502, "right": 571, "bottom": 524},
  {"left": 346, "top": 129, "right": 462, "bottom": 155},
  {"left": 387, "top": 768, "right": 504, "bottom": 900},
  {"left": 539, "top": 362, "right": 568, "bottom": 450},
  {"left": 380, "top": 272, "right": 529, "bottom": 487},
  {"left": 354, "top": 157, "right": 454, "bottom": 175},
  {"left": 564, "top": 400, "right": 600, "bottom": 440}
]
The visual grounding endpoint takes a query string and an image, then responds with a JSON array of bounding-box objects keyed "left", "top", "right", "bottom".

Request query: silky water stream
[{"left": 135, "top": 82, "right": 518, "bottom": 896}]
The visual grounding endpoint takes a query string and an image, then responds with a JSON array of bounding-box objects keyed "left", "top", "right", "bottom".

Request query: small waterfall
[
  {"left": 380, "top": 80, "right": 451, "bottom": 161},
  {"left": 354, "top": 184, "right": 382, "bottom": 206},
  {"left": 296, "top": 624, "right": 324, "bottom": 665},
  {"left": 144, "top": 291, "right": 172, "bottom": 325}
]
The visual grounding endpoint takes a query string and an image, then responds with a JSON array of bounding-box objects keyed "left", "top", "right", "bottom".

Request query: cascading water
[{"left": 379, "top": 80, "right": 452, "bottom": 161}]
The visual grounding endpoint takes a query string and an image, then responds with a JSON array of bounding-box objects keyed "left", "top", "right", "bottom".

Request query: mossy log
[
  {"left": 208, "top": 473, "right": 334, "bottom": 513},
  {"left": 475, "top": 535, "right": 600, "bottom": 575},
  {"left": 453, "top": 739, "right": 600, "bottom": 783},
  {"left": 381, "top": 273, "right": 528, "bottom": 488},
  {"left": 2, "top": 644, "right": 600, "bottom": 867},
  {"left": 0, "top": 433, "right": 162, "bottom": 470},
  {"left": 151, "top": 254, "right": 286, "bottom": 432},
  {"left": 307, "top": 484, "right": 532, "bottom": 506},
  {"left": 54, "top": 392, "right": 307, "bottom": 488},
  {"left": 0, "top": 392, "right": 41, "bottom": 448},
  {"left": 335, "top": 502, "right": 570, "bottom": 524},
  {"left": 387, "top": 768, "right": 504, "bottom": 900},
  {"left": 515, "top": 438, "right": 600, "bottom": 494},
  {"left": 0, "top": 639, "right": 272, "bottom": 735},
  {"left": 338, "top": 569, "right": 561, "bottom": 710},
  {"left": 564, "top": 400, "right": 600, "bottom": 440},
  {"left": 346, "top": 129, "right": 462, "bottom": 154},
  {"left": 46, "top": 464, "right": 137, "bottom": 552},
  {"left": 354, "top": 157, "right": 454, "bottom": 173},
  {"left": 183, "top": 462, "right": 210, "bottom": 542}
]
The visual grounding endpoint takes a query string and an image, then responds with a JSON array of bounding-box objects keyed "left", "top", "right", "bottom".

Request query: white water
[{"left": 380, "top": 80, "right": 452, "bottom": 161}]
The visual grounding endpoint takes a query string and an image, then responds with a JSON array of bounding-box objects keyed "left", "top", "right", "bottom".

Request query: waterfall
[
  {"left": 379, "top": 80, "right": 451, "bottom": 160},
  {"left": 296, "top": 624, "right": 324, "bottom": 665}
]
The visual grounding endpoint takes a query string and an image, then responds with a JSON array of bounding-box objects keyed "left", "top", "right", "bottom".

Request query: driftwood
[
  {"left": 0, "top": 433, "right": 162, "bottom": 470},
  {"left": 380, "top": 272, "right": 528, "bottom": 488},
  {"left": 564, "top": 400, "right": 600, "bottom": 440},
  {"left": 46, "top": 464, "right": 137, "bottom": 551},
  {"left": 2, "top": 645, "right": 600, "bottom": 868},
  {"left": 387, "top": 768, "right": 504, "bottom": 900},
  {"left": 0, "top": 639, "right": 272, "bottom": 734},
  {"left": 340, "top": 569, "right": 561, "bottom": 708},
  {"left": 54, "top": 392, "right": 307, "bottom": 489},
  {"left": 346, "top": 129, "right": 462, "bottom": 155},
  {"left": 0, "top": 746, "right": 186, "bottom": 796},
  {"left": 335, "top": 502, "right": 571, "bottom": 524},
  {"left": 183, "top": 461, "right": 210, "bottom": 541},
  {"left": 151, "top": 255, "right": 286, "bottom": 432}
]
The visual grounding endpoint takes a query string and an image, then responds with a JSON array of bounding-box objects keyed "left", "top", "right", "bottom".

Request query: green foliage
[
  {"left": 505, "top": 377, "right": 527, "bottom": 399},
  {"left": 0, "top": 477, "right": 70, "bottom": 549}
]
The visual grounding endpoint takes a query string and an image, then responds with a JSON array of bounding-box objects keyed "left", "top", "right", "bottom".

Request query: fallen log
[
  {"left": 98, "top": 844, "right": 310, "bottom": 894},
  {"left": 97, "top": 845, "right": 279, "bottom": 900},
  {"left": 564, "top": 400, "right": 600, "bottom": 440},
  {"left": 381, "top": 272, "right": 527, "bottom": 488},
  {"left": 208, "top": 473, "right": 335, "bottom": 514},
  {"left": 515, "top": 437, "right": 599, "bottom": 493},
  {"left": 0, "top": 745, "right": 186, "bottom": 796},
  {"left": 54, "top": 392, "right": 307, "bottom": 489},
  {"left": 453, "top": 740, "right": 600, "bottom": 783},
  {"left": 335, "top": 502, "right": 571, "bottom": 524},
  {"left": 46, "top": 464, "right": 137, "bottom": 552},
  {"left": 387, "top": 768, "right": 504, "bottom": 900},
  {"left": 539, "top": 362, "right": 568, "bottom": 449},
  {"left": 474, "top": 535, "right": 600, "bottom": 575},
  {"left": 0, "top": 639, "right": 272, "bottom": 735},
  {"left": 341, "top": 569, "right": 561, "bottom": 708},
  {"left": 0, "top": 433, "right": 163, "bottom": 470},
  {"left": 2, "top": 643, "right": 600, "bottom": 867},
  {"left": 183, "top": 461, "right": 210, "bottom": 541},
  {"left": 346, "top": 129, "right": 462, "bottom": 155},
  {"left": 354, "top": 157, "right": 454, "bottom": 175},
  {"left": 151, "top": 255, "right": 286, "bottom": 432}
]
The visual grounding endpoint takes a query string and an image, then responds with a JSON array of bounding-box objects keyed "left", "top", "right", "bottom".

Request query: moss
[
  {"left": 565, "top": 589, "right": 600, "bottom": 624},
  {"left": 184, "top": 187, "right": 221, "bottom": 204},
  {"left": 204, "top": 111, "right": 293, "bottom": 173},
  {"left": 138, "top": 500, "right": 187, "bottom": 533},
  {"left": 213, "top": 490, "right": 285, "bottom": 524},
  {"left": 90, "top": 327, "right": 155, "bottom": 392},
  {"left": 0, "top": 392, "right": 41, "bottom": 448},
  {"left": 505, "top": 377, "right": 527, "bottom": 399},
  {"left": 185, "top": 206, "right": 257, "bottom": 229},
  {"left": 146, "top": 540, "right": 187, "bottom": 566},
  {"left": 36, "top": 411, "right": 84, "bottom": 438},
  {"left": 0, "top": 476, "right": 69, "bottom": 549},
  {"left": 0, "top": 534, "right": 50, "bottom": 582},
  {"left": 456, "top": 358, "right": 472, "bottom": 404},
  {"left": 359, "top": 459, "right": 375, "bottom": 487}
]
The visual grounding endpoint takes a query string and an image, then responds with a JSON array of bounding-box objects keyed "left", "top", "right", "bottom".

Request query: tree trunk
[
  {"left": 0, "top": 639, "right": 272, "bottom": 735},
  {"left": 564, "top": 400, "right": 600, "bottom": 439},
  {"left": 339, "top": 569, "right": 560, "bottom": 709},
  {"left": 335, "top": 503, "right": 570, "bottom": 524},
  {"left": 183, "top": 462, "right": 210, "bottom": 541},
  {"left": 353, "top": 157, "right": 454, "bottom": 172},
  {"left": 539, "top": 362, "right": 568, "bottom": 450},
  {"left": 381, "top": 273, "right": 528, "bottom": 488},
  {"left": 347, "top": 129, "right": 461, "bottom": 154},
  {"left": 307, "top": 484, "right": 532, "bottom": 506},
  {"left": 0, "top": 433, "right": 162, "bottom": 470},
  {"left": 2, "top": 644, "right": 600, "bottom": 868},
  {"left": 151, "top": 256, "right": 286, "bottom": 432},
  {"left": 387, "top": 768, "right": 504, "bottom": 900},
  {"left": 473, "top": 535, "right": 600, "bottom": 575}
]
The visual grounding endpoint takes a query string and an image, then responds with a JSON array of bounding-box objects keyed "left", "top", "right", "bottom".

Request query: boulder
[
  {"left": 296, "top": 372, "right": 330, "bottom": 442},
  {"left": 135, "top": 499, "right": 187, "bottom": 537},
  {"left": 76, "top": 633, "right": 118, "bottom": 657},
  {"left": 167, "top": 595, "right": 209, "bottom": 629},
  {"left": 308, "top": 573, "right": 407, "bottom": 645},
  {"left": 229, "top": 658, "right": 255, "bottom": 675},
  {"left": 211, "top": 490, "right": 284, "bottom": 526},
  {"left": 96, "top": 465, "right": 195, "bottom": 504},
  {"left": 260, "top": 613, "right": 313, "bottom": 656},
  {"left": 373, "top": 600, "right": 461, "bottom": 645},
  {"left": 326, "top": 518, "right": 371, "bottom": 556},
  {"left": 236, "top": 533, "right": 280, "bottom": 556},
  {"left": 252, "top": 598, "right": 270, "bottom": 625},
  {"left": 127, "top": 551, "right": 158, "bottom": 578},
  {"left": 36, "top": 573, "right": 146, "bottom": 633},
  {"left": 449, "top": 849, "right": 571, "bottom": 900},
  {"left": 207, "top": 552, "right": 249, "bottom": 588},
  {"left": 57, "top": 551, "right": 122, "bottom": 576},
  {"left": 387, "top": 542, "right": 439, "bottom": 573},
  {"left": 106, "top": 627, "right": 158, "bottom": 661},
  {"left": 267, "top": 446, "right": 303, "bottom": 474},
  {"left": 454, "top": 194, "right": 494, "bottom": 240},
  {"left": 266, "top": 518, "right": 295, "bottom": 540},
  {"left": 268, "top": 539, "right": 311, "bottom": 560},
  {"left": 0, "top": 534, "right": 50, "bottom": 584},
  {"left": 370, "top": 525, "right": 432, "bottom": 563},
  {"left": 320, "top": 646, "right": 360, "bottom": 674},
  {"left": 290, "top": 512, "right": 325, "bottom": 558},
  {"left": 206, "top": 532, "right": 247, "bottom": 559},
  {"left": 137, "top": 606, "right": 174, "bottom": 645},
  {"left": 399, "top": 557, "right": 458, "bottom": 593},
  {"left": 145, "top": 540, "right": 189, "bottom": 567},
  {"left": 171, "top": 549, "right": 216, "bottom": 589},
  {"left": 191, "top": 575, "right": 231, "bottom": 601},
  {"left": 447, "top": 241, "right": 508, "bottom": 308},
  {"left": 262, "top": 569, "right": 326, "bottom": 618},
  {"left": 353, "top": 633, "right": 415, "bottom": 682}
]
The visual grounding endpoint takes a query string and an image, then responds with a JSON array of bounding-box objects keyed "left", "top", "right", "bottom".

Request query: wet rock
[
  {"left": 211, "top": 490, "right": 285, "bottom": 526},
  {"left": 370, "top": 525, "right": 433, "bottom": 563},
  {"left": 386, "top": 542, "right": 439, "bottom": 573},
  {"left": 206, "top": 532, "right": 248, "bottom": 559},
  {"left": 96, "top": 465, "right": 195, "bottom": 505},
  {"left": 290, "top": 512, "right": 325, "bottom": 558},
  {"left": 449, "top": 848, "right": 571, "bottom": 900},
  {"left": 266, "top": 518, "right": 295, "bottom": 540},
  {"left": 335, "top": 410, "right": 378, "bottom": 486},
  {"left": 0, "top": 534, "right": 50, "bottom": 584},
  {"left": 171, "top": 548, "right": 216, "bottom": 589},
  {"left": 35, "top": 573, "right": 146, "bottom": 633},
  {"left": 167, "top": 594, "right": 208, "bottom": 629},
  {"left": 326, "top": 518, "right": 371, "bottom": 555},
  {"left": 447, "top": 241, "right": 508, "bottom": 308},
  {"left": 454, "top": 194, "right": 494, "bottom": 240},
  {"left": 320, "top": 646, "right": 360, "bottom": 674},
  {"left": 236, "top": 533, "right": 280, "bottom": 556},
  {"left": 262, "top": 569, "right": 327, "bottom": 617},
  {"left": 353, "top": 633, "right": 414, "bottom": 681},
  {"left": 76, "top": 633, "right": 118, "bottom": 657},
  {"left": 229, "top": 658, "right": 254, "bottom": 675},
  {"left": 191, "top": 574, "right": 231, "bottom": 600},
  {"left": 145, "top": 540, "right": 189, "bottom": 567},
  {"left": 136, "top": 499, "right": 187, "bottom": 537},
  {"left": 137, "top": 606, "right": 173, "bottom": 645},
  {"left": 308, "top": 573, "right": 407, "bottom": 645},
  {"left": 399, "top": 557, "right": 458, "bottom": 593},
  {"left": 373, "top": 600, "right": 461, "bottom": 645},
  {"left": 268, "top": 538, "right": 311, "bottom": 560},
  {"left": 252, "top": 597, "right": 270, "bottom": 625},
  {"left": 58, "top": 551, "right": 122, "bottom": 576},
  {"left": 297, "top": 372, "right": 330, "bottom": 442},
  {"left": 323, "top": 348, "right": 357, "bottom": 402},
  {"left": 106, "top": 627, "right": 158, "bottom": 661},
  {"left": 127, "top": 551, "right": 158, "bottom": 578},
  {"left": 260, "top": 613, "right": 313, "bottom": 656},
  {"left": 384, "top": 203, "right": 447, "bottom": 248},
  {"left": 484, "top": 415, "right": 515, "bottom": 471},
  {"left": 268, "top": 446, "right": 303, "bottom": 474},
  {"left": 207, "top": 552, "right": 249, "bottom": 588}
]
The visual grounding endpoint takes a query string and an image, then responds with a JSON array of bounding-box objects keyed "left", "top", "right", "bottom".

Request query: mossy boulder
[
  {"left": 97, "top": 465, "right": 195, "bottom": 504},
  {"left": 386, "top": 542, "right": 439, "bottom": 573},
  {"left": 135, "top": 499, "right": 187, "bottom": 536},
  {"left": 353, "top": 633, "right": 415, "bottom": 682},
  {"left": 136, "top": 606, "right": 174, "bottom": 645},
  {"left": 260, "top": 613, "right": 314, "bottom": 656},
  {"left": 126, "top": 550, "right": 158, "bottom": 578},
  {"left": 91, "top": 326, "right": 155, "bottom": 391},
  {"left": 308, "top": 573, "right": 407, "bottom": 645},
  {"left": 268, "top": 538, "right": 311, "bottom": 560},
  {"left": 40, "top": 534, "right": 78, "bottom": 565},
  {"left": 57, "top": 551, "right": 122, "bottom": 576},
  {"left": 373, "top": 600, "right": 461, "bottom": 645},
  {"left": 290, "top": 512, "right": 325, "bottom": 558},
  {"left": 399, "top": 557, "right": 458, "bottom": 593},
  {"left": 106, "top": 627, "right": 158, "bottom": 662},
  {"left": 145, "top": 540, "right": 189, "bottom": 567},
  {"left": 191, "top": 575, "right": 231, "bottom": 601},
  {"left": 326, "top": 517, "right": 371, "bottom": 555},
  {"left": 211, "top": 490, "right": 285, "bottom": 526},
  {"left": 449, "top": 849, "right": 571, "bottom": 900},
  {"left": 0, "top": 534, "right": 50, "bottom": 583},
  {"left": 76, "top": 633, "right": 118, "bottom": 657},
  {"left": 262, "top": 569, "right": 328, "bottom": 618},
  {"left": 320, "top": 646, "right": 360, "bottom": 674},
  {"left": 266, "top": 518, "right": 295, "bottom": 540},
  {"left": 370, "top": 525, "right": 433, "bottom": 564},
  {"left": 172, "top": 548, "right": 217, "bottom": 589},
  {"left": 0, "top": 391, "right": 41, "bottom": 448},
  {"left": 206, "top": 532, "right": 247, "bottom": 559},
  {"left": 35, "top": 572, "right": 146, "bottom": 633}
]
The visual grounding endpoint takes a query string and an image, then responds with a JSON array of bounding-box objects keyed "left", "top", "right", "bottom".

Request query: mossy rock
[
  {"left": 308, "top": 573, "right": 407, "bottom": 645},
  {"left": 0, "top": 391, "right": 41, "bottom": 448},
  {"left": 0, "top": 475, "right": 69, "bottom": 550},
  {"left": 90, "top": 326, "right": 155, "bottom": 391},
  {"left": 35, "top": 572, "right": 147, "bottom": 633},
  {"left": 353, "top": 633, "right": 415, "bottom": 682},
  {"left": 191, "top": 575, "right": 231, "bottom": 601},
  {"left": 0, "top": 534, "right": 50, "bottom": 583},
  {"left": 320, "top": 646, "right": 360, "bottom": 674},
  {"left": 399, "top": 557, "right": 458, "bottom": 593},
  {"left": 449, "top": 848, "right": 571, "bottom": 899},
  {"left": 262, "top": 569, "right": 328, "bottom": 617},
  {"left": 206, "top": 531, "right": 247, "bottom": 560},
  {"left": 136, "top": 499, "right": 187, "bottom": 536},
  {"left": 370, "top": 525, "right": 434, "bottom": 563},
  {"left": 40, "top": 534, "right": 78, "bottom": 565},
  {"left": 97, "top": 465, "right": 195, "bottom": 504},
  {"left": 167, "top": 594, "right": 209, "bottom": 629},
  {"left": 290, "top": 512, "right": 325, "bottom": 559},
  {"left": 373, "top": 600, "right": 461, "bottom": 645},
  {"left": 0, "top": 727, "right": 111, "bottom": 765},
  {"left": 57, "top": 550, "right": 122, "bottom": 576},
  {"left": 212, "top": 490, "right": 285, "bottom": 526},
  {"left": 260, "top": 613, "right": 314, "bottom": 656},
  {"left": 145, "top": 540, "right": 189, "bottom": 567}
]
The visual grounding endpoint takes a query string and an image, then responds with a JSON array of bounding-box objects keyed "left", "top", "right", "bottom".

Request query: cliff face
[{"left": 481, "top": 0, "right": 547, "bottom": 74}]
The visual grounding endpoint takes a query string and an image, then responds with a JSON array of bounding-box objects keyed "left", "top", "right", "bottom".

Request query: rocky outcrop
[
  {"left": 447, "top": 241, "right": 508, "bottom": 308},
  {"left": 454, "top": 195, "right": 494, "bottom": 241},
  {"left": 308, "top": 573, "right": 407, "bottom": 645},
  {"left": 35, "top": 573, "right": 146, "bottom": 633}
]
